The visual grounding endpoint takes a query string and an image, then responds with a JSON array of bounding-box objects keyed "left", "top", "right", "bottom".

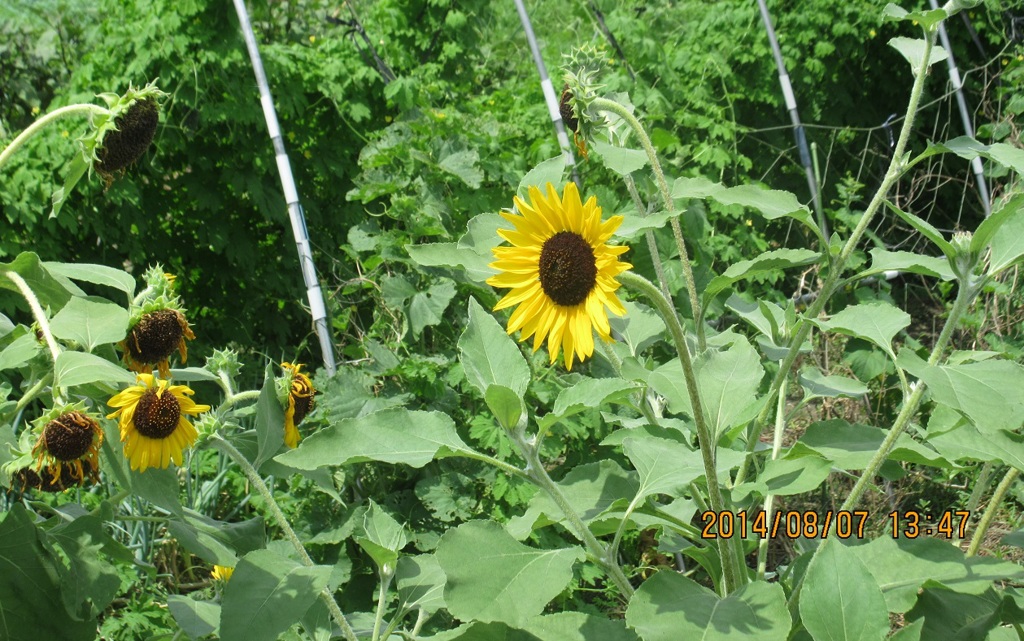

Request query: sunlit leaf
[{"left": 800, "top": 539, "right": 890, "bottom": 641}]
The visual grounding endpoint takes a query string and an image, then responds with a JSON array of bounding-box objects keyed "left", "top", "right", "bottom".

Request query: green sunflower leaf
[
  {"left": 800, "top": 539, "right": 890, "bottom": 641},
  {"left": 460, "top": 297, "right": 530, "bottom": 399},
  {"left": 53, "top": 351, "right": 136, "bottom": 388},
  {"left": 49, "top": 297, "right": 129, "bottom": 353}
]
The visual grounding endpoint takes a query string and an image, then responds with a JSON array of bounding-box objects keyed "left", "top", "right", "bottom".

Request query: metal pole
[
  {"left": 929, "top": 0, "right": 991, "bottom": 216},
  {"left": 513, "top": 0, "right": 581, "bottom": 185},
  {"left": 756, "top": 0, "right": 828, "bottom": 239},
  {"left": 232, "top": 0, "right": 337, "bottom": 375}
]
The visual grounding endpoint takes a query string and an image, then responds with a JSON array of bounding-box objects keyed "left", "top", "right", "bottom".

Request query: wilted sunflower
[
  {"left": 282, "top": 362, "right": 315, "bottom": 449},
  {"left": 31, "top": 409, "right": 103, "bottom": 486},
  {"left": 211, "top": 565, "right": 234, "bottom": 583},
  {"left": 13, "top": 461, "right": 98, "bottom": 493},
  {"left": 121, "top": 307, "right": 195, "bottom": 378},
  {"left": 107, "top": 373, "right": 210, "bottom": 472},
  {"left": 487, "top": 182, "right": 631, "bottom": 369}
]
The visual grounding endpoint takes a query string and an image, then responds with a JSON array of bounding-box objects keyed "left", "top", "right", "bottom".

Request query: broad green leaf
[
  {"left": 438, "top": 149, "right": 483, "bottom": 188},
  {"left": 727, "top": 294, "right": 786, "bottom": 342},
  {"left": 885, "top": 201, "right": 954, "bottom": 260},
  {"left": 732, "top": 453, "right": 832, "bottom": 500},
  {"left": 168, "top": 596, "right": 221, "bottom": 640},
  {"left": 167, "top": 510, "right": 265, "bottom": 567},
  {"left": 852, "top": 536, "right": 1024, "bottom": 613},
  {"left": 409, "top": 280, "right": 457, "bottom": 338},
  {"left": 396, "top": 554, "right": 447, "bottom": 614},
  {"left": 356, "top": 501, "right": 408, "bottom": 570},
  {"left": 890, "top": 619, "right": 925, "bottom": 641},
  {"left": 900, "top": 352, "right": 1024, "bottom": 434},
  {"left": 507, "top": 460, "right": 639, "bottom": 539},
  {"left": 254, "top": 365, "right": 285, "bottom": 468},
  {"left": 0, "top": 332, "right": 42, "bottom": 371},
  {"left": 523, "top": 612, "right": 639, "bottom": 641},
  {"left": 436, "top": 521, "right": 584, "bottom": 627},
  {"left": 0, "top": 506, "right": 95, "bottom": 641},
  {"left": 613, "top": 209, "right": 678, "bottom": 241},
  {"left": 540, "top": 377, "right": 641, "bottom": 429},
  {"left": 54, "top": 351, "right": 136, "bottom": 388},
  {"left": 919, "top": 136, "right": 1024, "bottom": 177},
  {"left": 0, "top": 252, "right": 74, "bottom": 309},
  {"left": 704, "top": 248, "right": 820, "bottom": 302},
  {"left": 406, "top": 213, "right": 504, "bottom": 282},
  {"left": 518, "top": 156, "right": 566, "bottom": 200},
  {"left": 275, "top": 408, "right": 475, "bottom": 470},
  {"left": 694, "top": 334, "right": 764, "bottom": 437},
  {"left": 609, "top": 300, "right": 665, "bottom": 356},
  {"left": 813, "top": 301, "right": 910, "bottom": 360},
  {"left": 130, "top": 465, "right": 184, "bottom": 516},
  {"left": 423, "top": 622, "right": 542, "bottom": 641},
  {"left": 799, "top": 367, "right": 869, "bottom": 399},
  {"left": 989, "top": 196, "right": 1024, "bottom": 276},
  {"left": 50, "top": 154, "right": 89, "bottom": 219},
  {"left": 220, "top": 549, "right": 332, "bottom": 641},
  {"left": 49, "top": 297, "right": 128, "bottom": 352},
  {"left": 623, "top": 435, "right": 715, "bottom": 501},
  {"left": 625, "top": 571, "right": 790, "bottom": 641},
  {"left": 904, "top": 588, "right": 1013, "bottom": 641},
  {"left": 460, "top": 297, "right": 530, "bottom": 398},
  {"left": 882, "top": 5, "right": 948, "bottom": 28},
  {"left": 800, "top": 539, "right": 889, "bottom": 641},
  {"left": 168, "top": 366, "right": 221, "bottom": 382},
  {"left": 928, "top": 419, "right": 1024, "bottom": 470},
  {"left": 591, "top": 140, "right": 648, "bottom": 175},
  {"left": 889, "top": 38, "right": 949, "bottom": 74},
  {"left": 797, "top": 419, "right": 947, "bottom": 470},
  {"left": 485, "top": 385, "right": 523, "bottom": 431},
  {"left": 858, "top": 248, "right": 954, "bottom": 281},
  {"left": 672, "top": 176, "right": 821, "bottom": 239},
  {"left": 970, "top": 194, "right": 1024, "bottom": 257},
  {"left": 43, "top": 261, "right": 136, "bottom": 298},
  {"left": 47, "top": 508, "right": 132, "bottom": 621}
]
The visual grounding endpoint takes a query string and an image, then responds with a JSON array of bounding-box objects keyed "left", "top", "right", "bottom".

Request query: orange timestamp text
[{"left": 700, "top": 509, "right": 972, "bottom": 540}]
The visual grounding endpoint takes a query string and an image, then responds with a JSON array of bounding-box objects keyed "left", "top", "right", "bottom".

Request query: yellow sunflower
[
  {"left": 211, "top": 565, "right": 234, "bottom": 582},
  {"left": 31, "top": 409, "right": 103, "bottom": 486},
  {"left": 487, "top": 182, "right": 631, "bottom": 369},
  {"left": 106, "top": 373, "right": 210, "bottom": 472},
  {"left": 121, "top": 307, "right": 195, "bottom": 378},
  {"left": 282, "top": 362, "right": 316, "bottom": 449}
]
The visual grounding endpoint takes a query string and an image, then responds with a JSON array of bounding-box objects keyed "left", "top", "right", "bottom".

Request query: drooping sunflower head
[
  {"left": 12, "top": 461, "right": 98, "bottom": 493},
  {"left": 106, "top": 373, "right": 210, "bottom": 472},
  {"left": 211, "top": 565, "right": 234, "bottom": 583},
  {"left": 74, "top": 80, "right": 165, "bottom": 183},
  {"left": 121, "top": 306, "right": 195, "bottom": 378},
  {"left": 30, "top": 406, "right": 103, "bottom": 487},
  {"left": 280, "top": 362, "right": 316, "bottom": 449},
  {"left": 486, "top": 182, "right": 631, "bottom": 370}
]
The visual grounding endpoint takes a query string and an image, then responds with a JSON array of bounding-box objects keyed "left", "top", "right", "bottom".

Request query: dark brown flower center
[
  {"left": 134, "top": 390, "right": 181, "bottom": 439},
  {"left": 43, "top": 412, "right": 98, "bottom": 461},
  {"left": 290, "top": 375, "right": 316, "bottom": 425},
  {"left": 97, "top": 97, "right": 159, "bottom": 175},
  {"left": 559, "top": 85, "right": 579, "bottom": 132},
  {"left": 538, "top": 231, "right": 597, "bottom": 307},
  {"left": 127, "top": 309, "right": 184, "bottom": 365}
]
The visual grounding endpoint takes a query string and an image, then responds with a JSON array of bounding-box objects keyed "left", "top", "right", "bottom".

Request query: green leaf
[
  {"left": 704, "top": 248, "right": 820, "bottom": 303},
  {"left": 591, "top": 140, "right": 648, "bottom": 175},
  {"left": 727, "top": 295, "right": 786, "bottom": 342},
  {"left": 885, "top": 200, "right": 955, "bottom": 260},
  {"left": 54, "top": 351, "right": 136, "bottom": 388},
  {"left": 168, "top": 596, "right": 221, "bottom": 640},
  {"left": 858, "top": 248, "right": 954, "bottom": 281},
  {"left": 889, "top": 37, "right": 949, "bottom": 73},
  {"left": 484, "top": 385, "right": 523, "bottom": 431},
  {"left": 625, "top": 571, "right": 790, "bottom": 641},
  {"left": 928, "top": 419, "right": 1024, "bottom": 470},
  {"left": 672, "top": 176, "right": 821, "bottom": 240},
  {"left": 0, "top": 506, "right": 95, "bottom": 641},
  {"left": 693, "top": 334, "right": 764, "bottom": 437},
  {"left": 799, "top": 367, "right": 869, "bottom": 399},
  {"left": 882, "top": 5, "right": 948, "bottom": 29},
  {"left": 355, "top": 501, "right": 408, "bottom": 570},
  {"left": 540, "top": 377, "right": 641, "bottom": 430},
  {"left": 130, "top": 465, "right": 184, "bottom": 516},
  {"left": 409, "top": 280, "right": 457, "bottom": 338},
  {"left": 609, "top": 300, "right": 665, "bottom": 356},
  {"left": 43, "top": 262, "right": 136, "bottom": 298},
  {"left": 904, "top": 588, "right": 1015, "bottom": 641},
  {"left": 800, "top": 539, "right": 890, "bottom": 641},
  {"left": 852, "top": 536, "right": 1024, "bottom": 613},
  {"left": 396, "top": 554, "right": 447, "bottom": 614},
  {"left": 797, "top": 419, "right": 948, "bottom": 470},
  {"left": 438, "top": 149, "right": 483, "bottom": 188},
  {"left": 988, "top": 196, "right": 1024, "bottom": 276},
  {"left": 970, "top": 194, "right": 1024, "bottom": 257},
  {"left": 254, "top": 365, "right": 285, "bottom": 468},
  {"left": 919, "top": 136, "right": 1024, "bottom": 177},
  {"left": 275, "top": 408, "right": 476, "bottom": 470},
  {"left": 613, "top": 209, "right": 678, "bottom": 241},
  {"left": 220, "top": 549, "right": 332, "bottom": 641},
  {"left": 623, "top": 435, "right": 714, "bottom": 501},
  {"left": 507, "top": 460, "right": 639, "bottom": 539},
  {"left": 167, "top": 511, "right": 265, "bottom": 567},
  {"left": 732, "top": 453, "right": 832, "bottom": 500},
  {"left": 0, "top": 331, "right": 42, "bottom": 371},
  {"left": 406, "top": 213, "right": 504, "bottom": 282},
  {"left": 50, "top": 154, "right": 89, "bottom": 219},
  {"left": 813, "top": 301, "right": 911, "bottom": 361},
  {"left": 422, "top": 622, "right": 542, "bottom": 641},
  {"left": 522, "top": 612, "right": 639, "bottom": 641},
  {"left": 49, "top": 297, "right": 129, "bottom": 352},
  {"left": 518, "top": 156, "right": 566, "bottom": 201},
  {"left": 0, "top": 252, "right": 74, "bottom": 309},
  {"left": 436, "top": 521, "right": 583, "bottom": 627},
  {"left": 460, "top": 297, "right": 530, "bottom": 398}
]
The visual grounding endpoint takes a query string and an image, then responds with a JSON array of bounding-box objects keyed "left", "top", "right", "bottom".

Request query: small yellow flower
[
  {"left": 282, "top": 363, "right": 316, "bottom": 449},
  {"left": 869, "top": 29, "right": 877, "bottom": 38},
  {"left": 309, "top": 35, "right": 316, "bottom": 44},
  {"left": 107, "top": 374, "right": 210, "bottom": 472},
  {"left": 211, "top": 565, "right": 234, "bottom": 582}
]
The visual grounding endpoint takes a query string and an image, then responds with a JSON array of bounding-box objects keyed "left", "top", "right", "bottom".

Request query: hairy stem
[
  {"left": 371, "top": 567, "right": 394, "bottom": 641},
  {"left": 618, "top": 270, "right": 744, "bottom": 592},
  {"left": 757, "top": 374, "right": 788, "bottom": 580},
  {"left": 212, "top": 434, "right": 359, "bottom": 641},
  {"left": 0, "top": 104, "right": 108, "bottom": 171},
  {"left": 967, "top": 467, "right": 1020, "bottom": 557}
]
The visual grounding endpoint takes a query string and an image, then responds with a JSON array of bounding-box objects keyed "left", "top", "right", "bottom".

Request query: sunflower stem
[
  {"left": 735, "top": 26, "right": 940, "bottom": 489},
  {"left": 624, "top": 173, "right": 673, "bottom": 302},
  {"left": 591, "top": 97, "right": 705, "bottom": 352},
  {"left": 967, "top": 466, "right": 1020, "bottom": 557},
  {"left": 0, "top": 103, "right": 109, "bottom": 172},
  {"left": 617, "top": 270, "right": 743, "bottom": 593},
  {"left": 10, "top": 373, "right": 53, "bottom": 418},
  {"left": 756, "top": 373, "right": 788, "bottom": 581},
  {"left": 211, "top": 434, "right": 359, "bottom": 641},
  {"left": 4, "top": 271, "right": 65, "bottom": 403},
  {"left": 371, "top": 565, "right": 395, "bottom": 641},
  {"left": 216, "top": 389, "right": 260, "bottom": 414}
]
